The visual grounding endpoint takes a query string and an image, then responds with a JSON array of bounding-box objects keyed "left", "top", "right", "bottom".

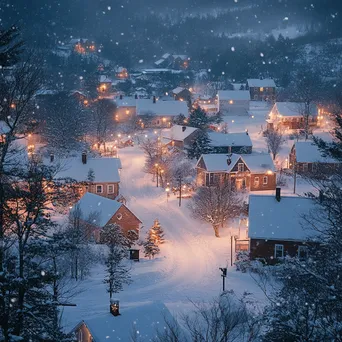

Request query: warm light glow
[
  {"left": 229, "top": 100, "right": 233, "bottom": 104},
  {"left": 10, "top": 103, "right": 16, "bottom": 109},
  {"left": 155, "top": 163, "right": 159, "bottom": 167},
  {"left": 266, "top": 170, "right": 273, "bottom": 175},
  {"left": 260, "top": 87, "right": 264, "bottom": 92},
  {"left": 126, "top": 109, "right": 130, "bottom": 115},
  {"left": 180, "top": 98, "right": 184, "bottom": 101},
  {"left": 83, "top": 99, "right": 89, "bottom": 105},
  {"left": 162, "top": 118, "right": 166, "bottom": 122}
]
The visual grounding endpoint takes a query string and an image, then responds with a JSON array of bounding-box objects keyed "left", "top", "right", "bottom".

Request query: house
[
  {"left": 246, "top": 79, "right": 276, "bottom": 101},
  {"left": 208, "top": 131, "right": 253, "bottom": 154},
  {"left": 136, "top": 97, "right": 189, "bottom": 128},
  {"left": 217, "top": 90, "right": 250, "bottom": 115},
  {"left": 69, "top": 38, "right": 96, "bottom": 54},
  {"left": 162, "top": 125, "right": 200, "bottom": 149},
  {"left": 153, "top": 54, "right": 189, "bottom": 70},
  {"left": 69, "top": 90, "right": 88, "bottom": 106},
  {"left": 248, "top": 189, "right": 316, "bottom": 262},
  {"left": 196, "top": 152, "right": 276, "bottom": 191},
  {"left": 114, "top": 66, "right": 129, "bottom": 79},
  {"left": 114, "top": 96, "right": 137, "bottom": 122},
  {"left": 72, "top": 301, "right": 173, "bottom": 342},
  {"left": 48, "top": 153, "right": 121, "bottom": 199},
  {"left": 71, "top": 192, "right": 141, "bottom": 242},
  {"left": 171, "top": 87, "right": 192, "bottom": 103},
  {"left": 289, "top": 141, "right": 341, "bottom": 174},
  {"left": 98, "top": 75, "right": 113, "bottom": 95},
  {"left": 267, "top": 102, "right": 319, "bottom": 131}
]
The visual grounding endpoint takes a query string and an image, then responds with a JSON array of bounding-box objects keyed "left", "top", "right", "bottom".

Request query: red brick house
[
  {"left": 71, "top": 192, "right": 141, "bottom": 242},
  {"left": 247, "top": 189, "right": 316, "bottom": 262},
  {"left": 289, "top": 141, "right": 341, "bottom": 174},
  {"left": 196, "top": 152, "right": 276, "bottom": 191},
  {"left": 162, "top": 125, "right": 199, "bottom": 149}
]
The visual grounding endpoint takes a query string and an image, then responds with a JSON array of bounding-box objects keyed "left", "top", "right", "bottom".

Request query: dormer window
[{"left": 238, "top": 163, "right": 244, "bottom": 172}]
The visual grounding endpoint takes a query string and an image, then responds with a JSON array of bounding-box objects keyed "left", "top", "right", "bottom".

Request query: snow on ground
[{"left": 63, "top": 103, "right": 329, "bottom": 332}]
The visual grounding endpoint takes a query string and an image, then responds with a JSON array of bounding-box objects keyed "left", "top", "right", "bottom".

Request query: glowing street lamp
[{"left": 165, "top": 184, "right": 170, "bottom": 202}]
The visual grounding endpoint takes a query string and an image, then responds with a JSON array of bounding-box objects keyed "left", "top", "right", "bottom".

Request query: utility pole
[
  {"left": 293, "top": 161, "right": 297, "bottom": 194},
  {"left": 219, "top": 267, "right": 227, "bottom": 292},
  {"left": 178, "top": 176, "right": 182, "bottom": 207},
  {"left": 231, "top": 235, "right": 234, "bottom": 266}
]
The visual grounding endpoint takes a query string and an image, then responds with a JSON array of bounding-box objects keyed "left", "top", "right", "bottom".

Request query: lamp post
[
  {"left": 155, "top": 163, "right": 159, "bottom": 187},
  {"left": 160, "top": 169, "right": 164, "bottom": 187},
  {"left": 219, "top": 267, "right": 227, "bottom": 292},
  {"left": 165, "top": 184, "right": 170, "bottom": 203}
]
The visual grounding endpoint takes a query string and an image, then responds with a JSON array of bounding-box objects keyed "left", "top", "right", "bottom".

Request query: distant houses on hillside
[{"left": 154, "top": 53, "right": 190, "bottom": 70}]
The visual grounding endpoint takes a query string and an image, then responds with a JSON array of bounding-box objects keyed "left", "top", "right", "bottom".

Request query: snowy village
[{"left": 1, "top": 1, "right": 342, "bottom": 341}]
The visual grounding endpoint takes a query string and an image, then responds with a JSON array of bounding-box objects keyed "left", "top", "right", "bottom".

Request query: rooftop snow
[
  {"left": 218, "top": 90, "right": 251, "bottom": 101},
  {"left": 74, "top": 302, "right": 173, "bottom": 342},
  {"left": 162, "top": 53, "right": 171, "bottom": 59},
  {"left": 208, "top": 132, "right": 252, "bottom": 148},
  {"left": 294, "top": 141, "right": 339, "bottom": 163},
  {"left": 0, "top": 120, "right": 10, "bottom": 134},
  {"left": 247, "top": 78, "right": 276, "bottom": 88},
  {"left": 172, "top": 87, "right": 185, "bottom": 94},
  {"left": 198, "top": 152, "right": 275, "bottom": 173},
  {"left": 71, "top": 192, "right": 122, "bottom": 227},
  {"left": 99, "top": 75, "right": 112, "bottom": 83},
  {"left": 248, "top": 194, "right": 316, "bottom": 241},
  {"left": 163, "top": 125, "right": 198, "bottom": 141},
  {"left": 115, "top": 97, "right": 137, "bottom": 107},
  {"left": 155, "top": 59, "right": 165, "bottom": 65},
  {"left": 47, "top": 157, "right": 121, "bottom": 183},
  {"left": 273, "top": 102, "right": 318, "bottom": 117},
  {"left": 136, "top": 99, "right": 188, "bottom": 117}
]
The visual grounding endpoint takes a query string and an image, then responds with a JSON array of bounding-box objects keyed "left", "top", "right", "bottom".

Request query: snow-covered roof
[
  {"left": 99, "top": 75, "right": 112, "bottom": 83},
  {"left": 294, "top": 141, "right": 338, "bottom": 163},
  {"left": 172, "top": 87, "right": 185, "bottom": 94},
  {"left": 155, "top": 59, "right": 165, "bottom": 65},
  {"left": 208, "top": 132, "right": 253, "bottom": 148},
  {"left": 0, "top": 120, "right": 10, "bottom": 134},
  {"left": 163, "top": 125, "right": 198, "bottom": 141},
  {"left": 162, "top": 53, "right": 171, "bottom": 59},
  {"left": 273, "top": 102, "right": 318, "bottom": 117},
  {"left": 172, "top": 54, "right": 187, "bottom": 60},
  {"left": 74, "top": 302, "right": 173, "bottom": 342},
  {"left": 218, "top": 90, "right": 251, "bottom": 101},
  {"left": 136, "top": 99, "right": 188, "bottom": 117},
  {"left": 115, "top": 66, "right": 126, "bottom": 72},
  {"left": 35, "top": 89, "right": 58, "bottom": 96},
  {"left": 231, "top": 83, "right": 245, "bottom": 90},
  {"left": 47, "top": 157, "right": 121, "bottom": 183},
  {"left": 69, "top": 38, "right": 88, "bottom": 45},
  {"left": 72, "top": 192, "right": 122, "bottom": 227},
  {"left": 70, "top": 90, "right": 87, "bottom": 97},
  {"left": 198, "top": 153, "right": 275, "bottom": 173},
  {"left": 248, "top": 194, "right": 316, "bottom": 241},
  {"left": 115, "top": 97, "right": 137, "bottom": 107},
  {"left": 247, "top": 78, "right": 276, "bottom": 88}
]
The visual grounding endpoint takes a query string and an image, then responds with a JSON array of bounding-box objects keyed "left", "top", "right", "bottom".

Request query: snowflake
[{"left": 231, "top": 47, "right": 235, "bottom": 52}]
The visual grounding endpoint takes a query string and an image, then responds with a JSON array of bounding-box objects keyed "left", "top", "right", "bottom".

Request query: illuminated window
[
  {"left": 260, "top": 87, "right": 264, "bottom": 92},
  {"left": 254, "top": 177, "right": 259, "bottom": 187},
  {"left": 263, "top": 176, "right": 268, "bottom": 185},
  {"left": 229, "top": 100, "right": 233, "bottom": 104},
  {"left": 117, "top": 213, "right": 123, "bottom": 220},
  {"left": 238, "top": 163, "right": 244, "bottom": 172}
]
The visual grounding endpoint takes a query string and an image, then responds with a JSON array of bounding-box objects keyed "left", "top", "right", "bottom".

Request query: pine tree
[
  {"left": 186, "top": 130, "right": 212, "bottom": 159},
  {"left": 144, "top": 230, "right": 160, "bottom": 259},
  {"left": 151, "top": 219, "right": 165, "bottom": 245}
]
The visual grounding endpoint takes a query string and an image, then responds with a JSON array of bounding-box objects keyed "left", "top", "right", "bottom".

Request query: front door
[{"left": 235, "top": 177, "right": 246, "bottom": 190}]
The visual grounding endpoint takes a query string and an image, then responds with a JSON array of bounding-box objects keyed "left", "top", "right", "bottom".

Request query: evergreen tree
[
  {"left": 102, "top": 224, "right": 132, "bottom": 299},
  {"left": 173, "top": 113, "right": 187, "bottom": 125},
  {"left": 186, "top": 130, "right": 212, "bottom": 160},
  {"left": 144, "top": 230, "right": 160, "bottom": 259},
  {"left": 151, "top": 219, "right": 165, "bottom": 245},
  {"left": 188, "top": 107, "right": 211, "bottom": 130}
]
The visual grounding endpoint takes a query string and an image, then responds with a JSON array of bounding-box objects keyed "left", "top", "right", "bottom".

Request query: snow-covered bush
[{"left": 234, "top": 251, "right": 250, "bottom": 272}]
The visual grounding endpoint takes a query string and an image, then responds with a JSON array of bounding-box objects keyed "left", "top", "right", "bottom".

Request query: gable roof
[
  {"left": 172, "top": 87, "right": 185, "bottom": 94},
  {"left": 136, "top": 99, "right": 188, "bottom": 117},
  {"left": 99, "top": 75, "right": 112, "bottom": 83},
  {"left": 273, "top": 102, "right": 318, "bottom": 117},
  {"left": 73, "top": 301, "right": 173, "bottom": 342},
  {"left": 248, "top": 194, "right": 316, "bottom": 241},
  {"left": 197, "top": 153, "right": 275, "bottom": 173},
  {"left": 47, "top": 157, "right": 121, "bottom": 183},
  {"left": 72, "top": 192, "right": 122, "bottom": 227},
  {"left": 163, "top": 125, "right": 198, "bottom": 142},
  {"left": 155, "top": 59, "right": 165, "bottom": 66},
  {"left": 208, "top": 132, "right": 253, "bottom": 148},
  {"left": 218, "top": 90, "right": 250, "bottom": 101},
  {"left": 294, "top": 141, "right": 338, "bottom": 163},
  {"left": 115, "top": 97, "right": 137, "bottom": 107},
  {"left": 247, "top": 79, "right": 276, "bottom": 88}
]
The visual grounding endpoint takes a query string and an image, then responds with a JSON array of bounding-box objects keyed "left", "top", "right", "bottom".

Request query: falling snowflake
[
  {"left": 231, "top": 47, "right": 235, "bottom": 52},
  {"left": 139, "top": 59, "right": 143, "bottom": 63},
  {"left": 107, "top": 6, "right": 111, "bottom": 10},
  {"left": 260, "top": 52, "right": 264, "bottom": 57}
]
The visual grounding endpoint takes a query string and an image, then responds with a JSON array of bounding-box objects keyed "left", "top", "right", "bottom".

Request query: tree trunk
[{"left": 213, "top": 225, "right": 220, "bottom": 238}]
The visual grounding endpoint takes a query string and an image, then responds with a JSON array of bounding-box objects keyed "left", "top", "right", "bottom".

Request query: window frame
[
  {"left": 96, "top": 185, "right": 103, "bottom": 194},
  {"left": 238, "top": 163, "right": 244, "bottom": 172},
  {"left": 107, "top": 184, "right": 115, "bottom": 194},
  {"left": 263, "top": 176, "right": 268, "bottom": 185},
  {"left": 298, "top": 245, "right": 308, "bottom": 259},
  {"left": 274, "top": 244, "right": 284, "bottom": 258},
  {"left": 254, "top": 176, "right": 259, "bottom": 187}
]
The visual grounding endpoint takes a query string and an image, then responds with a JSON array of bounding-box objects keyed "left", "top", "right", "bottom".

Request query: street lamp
[
  {"left": 165, "top": 184, "right": 170, "bottom": 202},
  {"left": 155, "top": 163, "right": 159, "bottom": 187}
]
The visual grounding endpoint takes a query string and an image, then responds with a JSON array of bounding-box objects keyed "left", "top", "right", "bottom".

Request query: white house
[{"left": 217, "top": 90, "right": 250, "bottom": 115}]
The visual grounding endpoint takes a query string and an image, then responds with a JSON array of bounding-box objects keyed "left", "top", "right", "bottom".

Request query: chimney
[
  {"left": 119, "top": 94, "right": 123, "bottom": 100},
  {"left": 276, "top": 187, "right": 281, "bottom": 202},
  {"left": 246, "top": 129, "right": 249, "bottom": 135},
  {"left": 182, "top": 126, "right": 186, "bottom": 132},
  {"left": 226, "top": 153, "right": 232, "bottom": 166},
  {"left": 153, "top": 96, "right": 156, "bottom": 103},
  {"left": 82, "top": 151, "right": 87, "bottom": 164},
  {"left": 110, "top": 299, "right": 120, "bottom": 316},
  {"left": 135, "top": 94, "right": 138, "bottom": 99},
  {"left": 228, "top": 146, "right": 232, "bottom": 154},
  {"left": 50, "top": 153, "right": 54, "bottom": 163}
]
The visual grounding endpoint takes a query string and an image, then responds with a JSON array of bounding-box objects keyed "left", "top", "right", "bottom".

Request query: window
[
  {"left": 96, "top": 185, "right": 103, "bottom": 193},
  {"left": 205, "top": 173, "right": 217, "bottom": 186},
  {"left": 275, "top": 244, "right": 284, "bottom": 258},
  {"left": 263, "top": 176, "right": 268, "bottom": 185},
  {"left": 117, "top": 213, "right": 123, "bottom": 220},
  {"left": 107, "top": 185, "right": 115, "bottom": 194},
  {"left": 260, "top": 87, "right": 264, "bottom": 92},
  {"left": 298, "top": 246, "right": 308, "bottom": 259},
  {"left": 254, "top": 177, "right": 259, "bottom": 187},
  {"left": 78, "top": 329, "right": 83, "bottom": 342},
  {"left": 238, "top": 163, "right": 244, "bottom": 172}
]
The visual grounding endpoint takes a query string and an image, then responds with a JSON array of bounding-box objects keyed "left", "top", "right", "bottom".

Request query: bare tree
[
  {"left": 265, "top": 129, "right": 285, "bottom": 160},
  {"left": 188, "top": 183, "right": 243, "bottom": 237}
]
